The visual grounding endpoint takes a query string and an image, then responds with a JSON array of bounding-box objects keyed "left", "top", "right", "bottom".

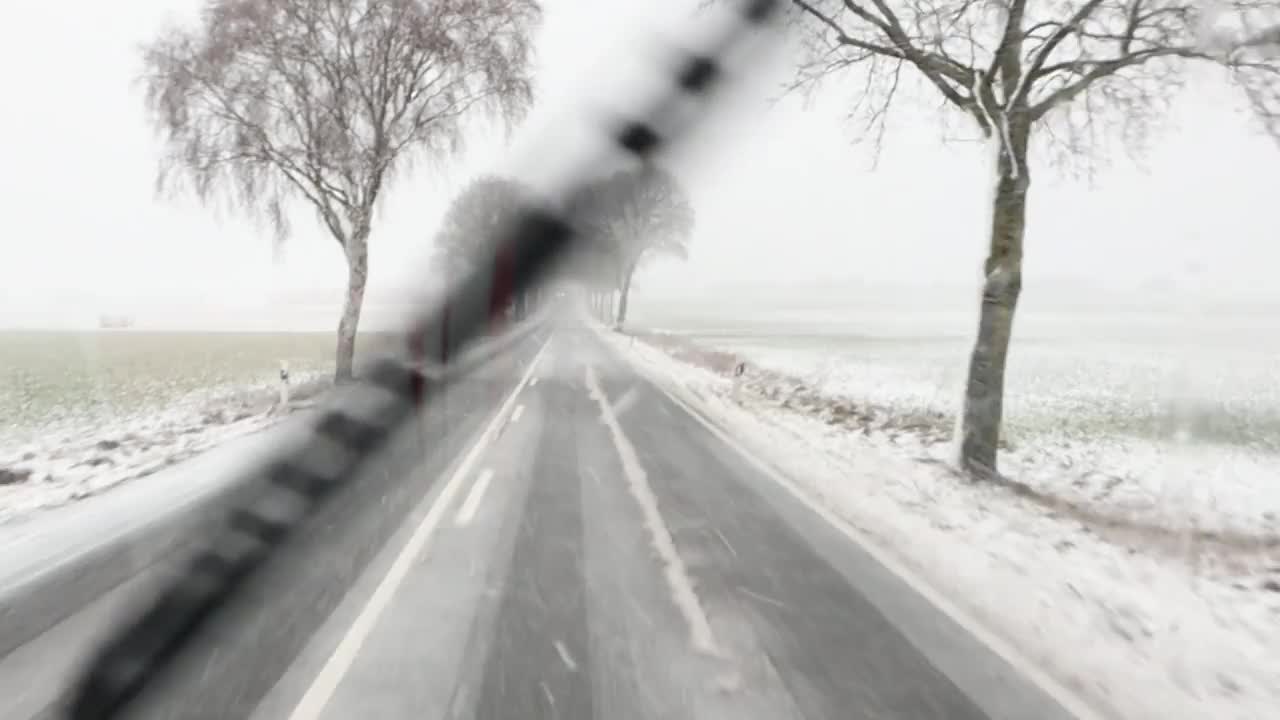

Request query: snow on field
[
  {"left": 603, "top": 329, "right": 1280, "bottom": 720},
  {"left": 0, "top": 374, "right": 328, "bottom": 523},
  {"left": 674, "top": 332, "right": 1280, "bottom": 540}
]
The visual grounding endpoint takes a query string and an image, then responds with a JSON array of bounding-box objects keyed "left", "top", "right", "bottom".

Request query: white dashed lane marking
[{"left": 455, "top": 469, "right": 495, "bottom": 527}]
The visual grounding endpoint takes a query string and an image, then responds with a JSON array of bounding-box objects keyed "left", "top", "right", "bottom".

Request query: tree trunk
[
  {"left": 335, "top": 228, "right": 370, "bottom": 383},
  {"left": 957, "top": 121, "right": 1030, "bottom": 478},
  {"left": 616, "top": 265, "right": 636, "bottom": 329}
]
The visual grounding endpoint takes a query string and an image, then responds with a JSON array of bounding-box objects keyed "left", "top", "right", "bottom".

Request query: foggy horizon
[{"left": 4, "top": 0, "right": 1280, "bottom": 331}]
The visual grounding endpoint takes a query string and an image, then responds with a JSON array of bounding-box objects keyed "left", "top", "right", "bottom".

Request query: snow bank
[
  {"left": 0, "top": 373, "right": 328, "bottom": 523},
  {"left": 604, "top": 330, "right": 1280, "bottom": 720}
]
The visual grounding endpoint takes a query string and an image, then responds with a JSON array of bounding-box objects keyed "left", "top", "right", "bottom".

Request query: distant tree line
[{"left": 433, "top": 164, "right": 694, "bottom": 328}]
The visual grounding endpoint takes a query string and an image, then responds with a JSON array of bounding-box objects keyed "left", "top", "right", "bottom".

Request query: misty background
[{"left": 2, "top": 0, "right": 1279, "bottom": 338}]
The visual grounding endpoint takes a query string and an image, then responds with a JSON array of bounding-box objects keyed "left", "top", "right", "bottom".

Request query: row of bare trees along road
[{"left": 140, "top": 0, "right": 1280, "bottom": 477}]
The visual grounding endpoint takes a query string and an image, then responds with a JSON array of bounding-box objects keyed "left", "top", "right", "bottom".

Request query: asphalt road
[{"left": 0, "top": 310, "right": 1085, "bottom": 720}]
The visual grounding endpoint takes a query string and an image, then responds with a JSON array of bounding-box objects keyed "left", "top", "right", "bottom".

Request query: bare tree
[
  {"left": 785, "top": 0, "right": 1280, "bottom": 477},
  {"left": 556, "top": 203, "right": 621, "bottom": 321},
  {"left": 433, "top": 174, "right": 535, "bottom": 277},
  {"left": 141, "top": 0, "right": 541, "bottom": 381},
  {"left": 569, "top": 166, "right": 695, "bottom": 329}
]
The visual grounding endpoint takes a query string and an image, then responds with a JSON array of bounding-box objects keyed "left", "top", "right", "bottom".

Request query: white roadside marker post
[{"left": 278, "top": 360, "right": 291, "bottom": 412}]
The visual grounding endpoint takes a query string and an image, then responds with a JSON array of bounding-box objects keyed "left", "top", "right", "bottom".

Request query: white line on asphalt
[
  {"left": 628, "top": 346, "right": 1108, "bottom": 720},
  {"left": 529, "top": 377, "right": 538, "bottom": 387},
  {"left": 738, "top": 585, "right": 787, "bottom": 610},
  {"left": 714, "top": 528, "right": 738, "bottom": 559},
  {"left": 610, "top": 386, "right": 639, "bottom": 418},
  {"left": 584, "top": 364, "right": 722, "bottom": 658},
  {"left": 510, "top": 404, "right": 524, "bottom": 423},
  {"left": 553, "top": 640, "right": 578, "bottom": 671},
  {"left": 454, "top": 469, "right": 494, "bottom": 527},
  {"left": 287, "top": 339, "right": 550, "bottom": 720}
]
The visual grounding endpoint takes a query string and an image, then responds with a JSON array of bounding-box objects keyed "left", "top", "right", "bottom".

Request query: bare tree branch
[
  {"left": 142, "top": 0, "right": 539, "bottom": 247},
  {"left": 787, "top": 0, "right": 1280, "bottom": 158},
  {"left": 790, "top": 0, "right": 982, "bottom": 127}
]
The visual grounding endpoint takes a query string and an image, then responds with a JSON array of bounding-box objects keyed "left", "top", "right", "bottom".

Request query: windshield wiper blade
[{"left": 63, "top": 3, "right": 781, "bottom": 717}]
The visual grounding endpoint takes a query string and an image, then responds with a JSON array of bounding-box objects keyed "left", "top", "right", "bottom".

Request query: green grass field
[{"left": 0, "top": 331, "right": 395, "bottom": 443}]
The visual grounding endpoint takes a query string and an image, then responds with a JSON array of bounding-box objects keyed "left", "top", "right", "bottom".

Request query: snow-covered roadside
[
  {"left": 691, "top": 336, "right": 1280, "bottom": 542},
  {"left": 603, "top": 330, "right": 1280, "bottom": 720},
  {"left": 0, "top": 373, "right": 329, "bottom": 523}
]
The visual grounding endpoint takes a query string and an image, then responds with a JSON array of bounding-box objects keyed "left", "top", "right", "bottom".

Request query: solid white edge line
[
  {"left": 287, "top": 339, "right": 550, "bottom": 720},
  {"left": 601, "top": 329, "right": 1108, "bottom": 720},
  {"left": 454, "top": 469, "right": 495, "bottom": 527}
]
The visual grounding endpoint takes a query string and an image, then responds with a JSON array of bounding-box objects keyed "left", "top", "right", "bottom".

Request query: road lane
[
  {"left": 601, "top": 372, "right": 989, "bottom": 719},
  {"left": 589, "top": 324, "right": 1088, "bottom": 720},
  {"left": 473, "top": 365, "right": 594, "bottom": 720},
  {"left": 122, "top": 333, "right": 547, "bottom": 720},
  {"left": 0, "top": 327, "right": 549, "bottom": 720},
  {"left": 251, "top": 336, "right": 551, "bottom": 720}
]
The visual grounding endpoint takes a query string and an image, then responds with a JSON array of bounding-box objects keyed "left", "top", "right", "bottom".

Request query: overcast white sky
[{"left": 2, "top": 0, "right": 1279, "bottom": 329}]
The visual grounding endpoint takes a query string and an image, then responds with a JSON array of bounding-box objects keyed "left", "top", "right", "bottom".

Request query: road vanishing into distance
[{"left": 0, "top": 305, "right": 1085, "bottom": 720}]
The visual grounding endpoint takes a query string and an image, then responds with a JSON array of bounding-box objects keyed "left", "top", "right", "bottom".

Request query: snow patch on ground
[
  {"left": 604, "top": 329, "right": 1280, "bottom": 720},
  {"left": 0, "top": 374, "right": 329, "bottom": 523}
]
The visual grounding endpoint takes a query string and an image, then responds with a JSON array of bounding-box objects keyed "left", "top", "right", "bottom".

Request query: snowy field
[
  {"left": 630, "top": 304, "right": 1280, "bottom": 539},
  {"left": 0, "top": 331, "right": 375, "bottom": 522},
  {"left": 608, "top": 305, "right": 1280, "bottom": 719}
]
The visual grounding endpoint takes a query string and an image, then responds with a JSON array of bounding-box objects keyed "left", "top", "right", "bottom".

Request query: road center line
[
  {"left": 287, "top": 339, "right": 549, "bottom": 720},
  {"left": 584, "top": 364, "right": 721, "bottom": 657},
  {"left": 455, "top": 469, "right": 494, "bottom": 526}
]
